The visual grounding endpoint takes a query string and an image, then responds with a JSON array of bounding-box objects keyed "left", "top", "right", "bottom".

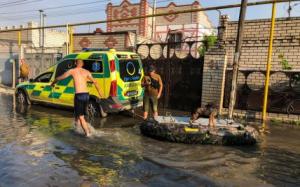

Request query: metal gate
[
  {"left": 24, "top": 51, "right": 63, "bottom": 78},
  {"left": 137, "top": 41, "right": 204, "bottom": 111}
]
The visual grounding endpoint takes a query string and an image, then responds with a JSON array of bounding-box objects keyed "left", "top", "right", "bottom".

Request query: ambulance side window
[
  {"left": 34, "top": 72, "right": 53, "bottom": 83},
  {"left": 56, "top": 59, "right": 75, "bottom": 78},
  {"left": 83, "top": 60, "right": 103, "bottom": 73}
]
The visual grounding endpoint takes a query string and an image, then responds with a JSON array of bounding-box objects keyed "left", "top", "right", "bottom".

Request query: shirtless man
[{"left": 51, "top": 59, "right": 103, "bottom": 137}]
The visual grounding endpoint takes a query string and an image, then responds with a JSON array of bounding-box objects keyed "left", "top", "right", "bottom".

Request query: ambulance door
[
  {"left": 87, "top": 53, "right": 108, "bottom": 98},
  {"left": 30, "top": 72, "right": 54, "bottom": 103},
  {"left": 52, "top": 59, "right": 75, "bottom": 106}
]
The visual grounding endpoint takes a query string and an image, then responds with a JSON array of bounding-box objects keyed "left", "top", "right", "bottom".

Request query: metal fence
[
  {"left": 24, "top": 49, "right": 63, "bottom": 78},
  {"left": 137, "top": 41, "right": 204, "bottom": 111}
]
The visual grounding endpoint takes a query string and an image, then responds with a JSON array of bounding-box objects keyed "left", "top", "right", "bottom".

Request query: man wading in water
[
  {"left": 142, "top": 65, "right": 163, "bottom": 120},
  {"left": 51, "top": 59, "right": 103, "bottom": 137}
]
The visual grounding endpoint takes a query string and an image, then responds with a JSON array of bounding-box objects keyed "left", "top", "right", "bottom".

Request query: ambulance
[{"left": 16, "top": 49, "right": 144, "bottom": 118}]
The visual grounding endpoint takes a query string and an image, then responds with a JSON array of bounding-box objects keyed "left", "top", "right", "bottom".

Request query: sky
[{"left": 0, "top": 0, "right": 299, "bottom": 32}]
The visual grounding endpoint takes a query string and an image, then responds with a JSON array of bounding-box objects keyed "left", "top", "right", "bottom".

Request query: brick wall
[
  {"left": 201, "top": 16, "right": 300, "bottom": 121},
  {"left": 201, "top": 46, "right": 227, "bottom": 113},
  {"left": 107, "top": 0, "right": 149, "bottom": 37},
  {"left": 73, "top": 31, "right": 142, "bottom": 52},
  {"left": 224, "top": 16, "right": 300, "bottom": 99},
  {"left": 225, "top": 17, "right": 300, "bottom": 70}
]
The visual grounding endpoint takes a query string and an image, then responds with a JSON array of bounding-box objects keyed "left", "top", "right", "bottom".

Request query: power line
[
  {"left": 0, "top": 0, "right": 110, "bottom": 22},
  {"left": 0, "top": 0, "right": 298, "bottom": 32},
  {"left": 0, "top": 0, "right": 27, "bottom": 6},
  {"left": 0, "top": 0, "right": 43, "bottom": 9},
  {"left": 0, "top": 6, "right": 107, "bottom": 21},
  {"left": 0, "top": 0, "right": 109, "bottom": 14}
]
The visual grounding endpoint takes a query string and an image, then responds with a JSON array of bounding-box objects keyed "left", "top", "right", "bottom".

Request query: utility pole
[
  {"left": 42, "top": 13, "right": 46, "bottom": 48},
  {"left": 228, "top": 0, "right": 248, "bottom": 119},
  {"left": 288, "top": 1, "right": 292, "bottom": 18},
  {"left": 39, "top": 10, "right": 43, "bottom": 47},
  {"left": 151, "top": 0, "right": 157, "bottom": 40},
  {"left": 66, "top": 24, "right": 69, "bottom": 55},
  {"left": 41, "top": 12, "right": 46, "bottom": 71}
]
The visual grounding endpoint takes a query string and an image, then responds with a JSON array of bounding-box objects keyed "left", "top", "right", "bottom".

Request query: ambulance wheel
[
  {"left": 16, "top": 89, "right": 30, "bottom": 105},
  {"left": 87, "top": 99, "right": 107, "bottom": 119}
]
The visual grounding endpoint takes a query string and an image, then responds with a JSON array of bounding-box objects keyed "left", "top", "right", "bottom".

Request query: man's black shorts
[{"left": 74, "top": 92, "right": 89, "bottom": 118}]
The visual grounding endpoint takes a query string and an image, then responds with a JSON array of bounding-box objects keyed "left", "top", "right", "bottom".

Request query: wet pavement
[{"left": 0, "top": 93, "right": 299, "bottom": 187}]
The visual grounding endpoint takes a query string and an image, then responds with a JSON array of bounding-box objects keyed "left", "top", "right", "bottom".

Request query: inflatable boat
[{"left": 140, "top": 116, "right": 259, "bottom": 145}]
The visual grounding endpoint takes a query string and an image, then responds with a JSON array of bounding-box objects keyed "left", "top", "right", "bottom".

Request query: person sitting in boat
[{"left": 190, "top": 103, "right": 218, "bottom": 127}]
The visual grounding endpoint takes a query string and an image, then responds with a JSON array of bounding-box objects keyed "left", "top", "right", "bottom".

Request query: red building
[{"left": 106, "top": 0, "right": 214, "bottom": 43}]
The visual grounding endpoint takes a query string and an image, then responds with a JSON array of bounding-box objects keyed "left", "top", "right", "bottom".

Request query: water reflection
[{"left": 0, "top": 93, "right": 299, "bottom": 186}]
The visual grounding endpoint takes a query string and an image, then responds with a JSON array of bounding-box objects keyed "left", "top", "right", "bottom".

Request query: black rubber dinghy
[{"left": 140, "top": 116, "right": 259, "bottom": 145}]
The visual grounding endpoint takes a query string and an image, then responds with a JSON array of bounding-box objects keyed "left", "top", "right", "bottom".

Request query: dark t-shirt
[{"left": 142, "top": 73, "right": 162, "bottom": 97}]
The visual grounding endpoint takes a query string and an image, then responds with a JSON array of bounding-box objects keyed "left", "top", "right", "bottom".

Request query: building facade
[
  {"left": 73, "top": 28, "right": 151, "bottom": 52},
  {"left": 0, "top": 22, "right": 67, "bottom": 85},
  {"left": 106, "top": 0, "right": 214, "bottom": 43}
]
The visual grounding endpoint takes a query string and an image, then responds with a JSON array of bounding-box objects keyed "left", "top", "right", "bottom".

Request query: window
[
  {"left": 34, "top": 72, "right": 53, "bottom": 83},
  {"left": 55, "top": 58, "right": 103, "bottom": 78},
  {"left": 83, "top": 60, "right": 104, "bottom": 73},
  {"left": 118, "top": 59, "right": 142, "bottom": 82},
  {"left": 88, "top": 53, "right": 102, "bottom": 60},
  {"left": 55, "top": 59, "right": 75, "bottom": 78},
  {"left": 169, "top": 32, "right": 183, "bottom": 49}
]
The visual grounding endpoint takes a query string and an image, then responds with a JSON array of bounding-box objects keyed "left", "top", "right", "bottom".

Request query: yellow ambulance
[{"left": 16, "top": 49, "right": 144, "bottom": 117}]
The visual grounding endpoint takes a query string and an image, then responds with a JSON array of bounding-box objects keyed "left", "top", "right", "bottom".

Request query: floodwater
[{"left": 0, "top": 93, "right": 299, "bottom": 187}]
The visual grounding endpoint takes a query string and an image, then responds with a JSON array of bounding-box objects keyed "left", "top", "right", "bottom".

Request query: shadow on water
[{"left": 0, "top": 93, "right": 299, "bottom": 186}]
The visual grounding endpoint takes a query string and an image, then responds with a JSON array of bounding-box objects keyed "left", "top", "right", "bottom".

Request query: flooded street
[{"left": 0, "top": 93, "right": 299, "bottom": 187}]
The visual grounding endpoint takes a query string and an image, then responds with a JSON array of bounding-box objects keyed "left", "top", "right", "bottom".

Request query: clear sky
[{"left": 0, "top": 0, "right": 299, "bottom": 32}]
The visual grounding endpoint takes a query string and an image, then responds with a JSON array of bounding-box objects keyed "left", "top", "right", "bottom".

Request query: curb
[{"left": 0, "top": 85, "right": 15, "bottom": 95}]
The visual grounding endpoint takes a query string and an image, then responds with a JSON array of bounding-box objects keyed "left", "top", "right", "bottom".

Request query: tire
[
  {"left": 16, "top": 89, "right": 30, "bottom": 105},
  {"left": 86, "top": 99, "right": 107, "bottom": 120}
]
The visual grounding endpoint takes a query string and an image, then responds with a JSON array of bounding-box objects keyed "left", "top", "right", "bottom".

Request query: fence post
[
  {"left": 66, "top": 24, "right": 69, "bottom": 55},
  {"left": 12, "top": 59, "right": 16, "bottom": 89},
  {"left": 262, "top": 2, "right": 277, "bottom": 129},
  {"left": 69, "top": 26, "right": 74, "bottom": 53},
  {"left": 164, "top": 41, "right": 171, "bottom": 108}
]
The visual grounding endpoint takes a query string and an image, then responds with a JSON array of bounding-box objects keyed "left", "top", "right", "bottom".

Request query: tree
[{"left": 198, "top": 35, "right": 217, "bottom": 57}]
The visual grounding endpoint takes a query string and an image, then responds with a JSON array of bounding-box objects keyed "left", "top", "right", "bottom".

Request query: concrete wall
[
  {"left": 0, "top": 41, "right": 19, "bottom": 85},
  {"left": 154, "top": 1, "right": 214, "bottom": 42},
  {"left": 0, "top": 22, "right": 66, "bottom": 85},
  {"left": 0, "top": 22, "right": 67, "bottom": 48}
]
